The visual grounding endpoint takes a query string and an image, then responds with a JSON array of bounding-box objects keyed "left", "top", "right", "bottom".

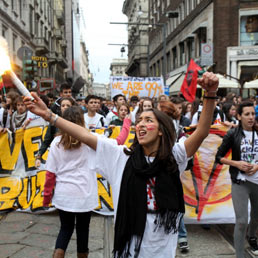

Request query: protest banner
[
  {"left": 110, "top": 76, "right": 165, "bottom": 99},
  {"left": 0, "top": 123, "right": 236, "bottom": 223}
]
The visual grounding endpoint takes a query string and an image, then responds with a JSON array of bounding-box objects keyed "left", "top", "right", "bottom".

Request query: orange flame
[{"left": 0, "top": 37, "right": 12, "bottom": 76}]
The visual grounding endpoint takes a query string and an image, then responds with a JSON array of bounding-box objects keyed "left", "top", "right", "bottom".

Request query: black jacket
[
  {"left": 38, "top": 124, "right": 57, "bottom": 158},
  {"left": 50, "top": 98, "right": 62, "bottom": 116},
  {"left": 215, "top": 126, "right": 256, "bottom": 183}
]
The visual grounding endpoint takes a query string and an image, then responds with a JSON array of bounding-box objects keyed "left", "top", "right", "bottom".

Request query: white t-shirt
[
  {"left": 90, "top": 135, "right": 188, "bottom": 258},
  {"left": 106, "top": 107, "right": 118, "bottom": 125},
  {"left": 237, "top": 130, "right": 258, "bottom": 185},
  {"left": 84, "top": 113, "right": 107, "bottom": 129},
  {"left": 45, "top": 136, "right": 98, "bottom": 212},
  {"left": 26, "top": 111, "right": 49, "bottom": 128},
  {"left": 191, "top": 106, "right": 223, "bottom": 125}
]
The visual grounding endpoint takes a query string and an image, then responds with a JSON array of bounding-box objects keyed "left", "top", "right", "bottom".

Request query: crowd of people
[{"left": 0, "top": 72, "right": 258, "bottom": 258}]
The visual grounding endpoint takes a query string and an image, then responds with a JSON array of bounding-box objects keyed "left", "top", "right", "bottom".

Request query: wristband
[
  {"left": 46, "top": 110, "right": 52, "bottom": 122},
  {"left": 203, "top": 96, "right": 218, "bottom": 99},
  {"left": 50, "top": 114, "right": 59, "bottom": 126},
  {"left": 204, "top": 90, "right": 218, "bottom": 94}
]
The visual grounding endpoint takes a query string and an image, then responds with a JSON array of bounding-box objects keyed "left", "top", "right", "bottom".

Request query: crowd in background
[
  {"left": 1, "top": 84, "right": 257, "bottom": 134},
  {"left": 1, "top": 84, "right": 258, "bottom": 257}
]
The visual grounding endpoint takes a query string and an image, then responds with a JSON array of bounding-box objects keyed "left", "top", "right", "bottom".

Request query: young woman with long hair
[
  {"left": 222, "top": 102, "right": 238, "bottom": 128},
  {"left": 110, "top": 103, "right": 130, "bottom": 126},
  {"left": 43, "top": 106, "right": 98, "bottom": 258},
  {"left": 25, "top": 72, "right": 219, "bottom": 258},
  {"left": 215, "top": 101, "right": 258, "bottom": 257}
]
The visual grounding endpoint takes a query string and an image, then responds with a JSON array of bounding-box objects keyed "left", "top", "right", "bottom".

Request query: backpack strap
[{"left": 2, "top": 109, "right": 8, "bottom": 128}]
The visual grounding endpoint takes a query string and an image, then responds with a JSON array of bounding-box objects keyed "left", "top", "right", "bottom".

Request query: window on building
[
  {"left": 188, "top": 0, "right": 192, "bottom": 13},
  {"left": 240, "top": 14, "right": 258, "bottom": 46},
  {"left": 167, "top": 51, "right": 171, "bottom": 73},
  {"left": 2, "top": 25, "right": 8, "bottom": 38},
  {"left": 179, "top": 6, "right": 182, "bottom": 23},
  {"left": 185, "top": 0, "right": 188, "bottom": 16},
  {"left": 19, "top": 0, "right": 23, "bottom": 19},
  {"left": 156, "top": 60, "right": 160, "bottom": 76},
  {"left": 179, "top": 42, "right": 185, "bottom": 66},
  {"left": 45, "top": 27, "right": 48, "bottom": 41},
  {"left": 40, "top": 21, "right": 44, "bottom": 37},
  {"left": 192, "top": 0, "right": 197, "bottom": 8},
  {"left": 13, "top": 34, "right": 17, "bottom": 52},
  {"left": 187, "top": 37, "right": 195, "bottom": 61},
  {"left": 181, "top": 2, "right": 185, "bottom": 21},
  {"left": 29, "top": 6, "right": 33, "bottom": 35},
  {"left": 198, "top": 27, "right": 207, "bottom": 56},
  {"left": 11, "top": 0, "right": 14, "bottom": 10},
  {"left": 172, "top": 47, "right": 177, "bottom": 69},
  {"left": 35, "top": 14, "right": 40, "bottom": 36}
]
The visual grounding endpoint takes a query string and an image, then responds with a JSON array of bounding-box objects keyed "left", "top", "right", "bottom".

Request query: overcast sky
[{"left": 80, "top": 0, "right": 128, "bottom": 84}]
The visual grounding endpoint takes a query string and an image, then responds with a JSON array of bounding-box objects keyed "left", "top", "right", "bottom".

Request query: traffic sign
[
  {"left": 17, "top": 46, "right": 33, "bottom": 60},
  {"left": 201, "top": 43, "right": 213, "bottom": 66}
]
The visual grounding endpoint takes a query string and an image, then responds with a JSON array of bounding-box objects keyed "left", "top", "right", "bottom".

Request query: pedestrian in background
[{"left": 216, "top": 101, "right": 258, "bottom": 257}]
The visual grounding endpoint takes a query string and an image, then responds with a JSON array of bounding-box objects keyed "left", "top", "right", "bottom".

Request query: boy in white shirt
[{"left": 84, "top": 95, "right": 107, "bottom": 129}]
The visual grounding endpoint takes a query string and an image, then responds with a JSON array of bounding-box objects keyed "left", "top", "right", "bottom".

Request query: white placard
[{"left": 110, "top": 76, "right": 165, "bottom": 99}]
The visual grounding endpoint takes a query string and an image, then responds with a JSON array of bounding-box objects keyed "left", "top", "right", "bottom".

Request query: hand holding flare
[{"left": 0, "top": 36, "right": 34, "bottom": 100}]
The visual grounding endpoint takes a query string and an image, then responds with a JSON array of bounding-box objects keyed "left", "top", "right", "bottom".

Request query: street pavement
[{"left": 0, "top": 210, "right": 254, "bottom": 258}]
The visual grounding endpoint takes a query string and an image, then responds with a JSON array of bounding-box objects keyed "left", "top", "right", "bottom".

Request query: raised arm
[
  {"left": 24, "top": 93, "right": 97, "bottom": 150},
  {"left": 184, "top": 72, "right": 219, "bottom": 157}
]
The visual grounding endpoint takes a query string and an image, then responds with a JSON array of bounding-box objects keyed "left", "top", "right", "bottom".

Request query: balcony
[
  {"left": 56, "top": 10, "right": 65, "bottom": 25},
  {"left": 48, "top": 51, "right": 59, "bottom": 63},
  {"left": 57, "top": 53, "right": 68, "bottom": 68},
  {"left": 33, "top": 37, "right": 49, "bottom": 54}
]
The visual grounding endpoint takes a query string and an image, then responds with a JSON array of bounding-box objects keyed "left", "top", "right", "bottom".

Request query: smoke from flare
[{"left": 0, "top": 36, "right": 12, "bottom": 75}]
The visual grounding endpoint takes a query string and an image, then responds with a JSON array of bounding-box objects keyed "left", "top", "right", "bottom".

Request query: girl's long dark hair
[
  {"left": 57, "top": 106, "right": 85, "bottom": 150},
  {"left": 124, "top": 109, "right": 177, "bottom": 165}
]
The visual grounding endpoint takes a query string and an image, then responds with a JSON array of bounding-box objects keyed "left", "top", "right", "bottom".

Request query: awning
[
  {"left": 169, "top": 73, "right": 185, "bottom": 94},
  {"left": 216, "top": 74, "right": 239, "bottom": 88},
  {"left": 166, "top": 73, "right": 183, "bottom": 86},
  {"left": 197, "top": 74, "right": 240, "bottom": 89},
  {"left": 243, "top": 79, "right": 258, "bottom": 89}
]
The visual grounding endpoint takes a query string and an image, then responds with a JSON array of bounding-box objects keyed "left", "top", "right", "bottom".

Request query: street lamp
[{"left": 110, "top": 21, "right": 168, "bottom": 82}]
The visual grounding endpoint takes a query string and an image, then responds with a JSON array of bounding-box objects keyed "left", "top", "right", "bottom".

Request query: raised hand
[
  {"left": 197, "top": 72, "right": 219, "bottom": 93},
  {"left": 23, "top": 92, "right": 49, "bottom": 120}
]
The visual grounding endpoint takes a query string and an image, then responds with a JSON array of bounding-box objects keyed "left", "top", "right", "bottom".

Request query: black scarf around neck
[{"left": 113, "top": 144, "right": 185, "bottom": 258}]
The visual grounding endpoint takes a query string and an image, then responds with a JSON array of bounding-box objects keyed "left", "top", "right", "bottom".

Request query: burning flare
[
  {"left": 0, "top": 37, "right": 12, "bottom": 75},
  {"left": 0, "top": 36, "right": 33, "bottom": 100}
]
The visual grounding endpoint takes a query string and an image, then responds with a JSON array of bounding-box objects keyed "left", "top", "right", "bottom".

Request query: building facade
[
  {"left": 92, "top": 82, "right": 109, "bottom": 99},
  {"left": 123, "top": 0, "right": 258, "bottom": 96},
  {"left": 0, "top": 0, "right": 68, "bottom": 91},
  {"left": 0, "top": 0, "right": 94, "bottom": 95},
  {"left": 80, "top": 40, "right": 93, "bottom": 96},
  {"left": 110, "top": 58, "right": 128, "bottom": 76},
  {"left": 122, "top": 0, "right": 149, "bottom": 77}
]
